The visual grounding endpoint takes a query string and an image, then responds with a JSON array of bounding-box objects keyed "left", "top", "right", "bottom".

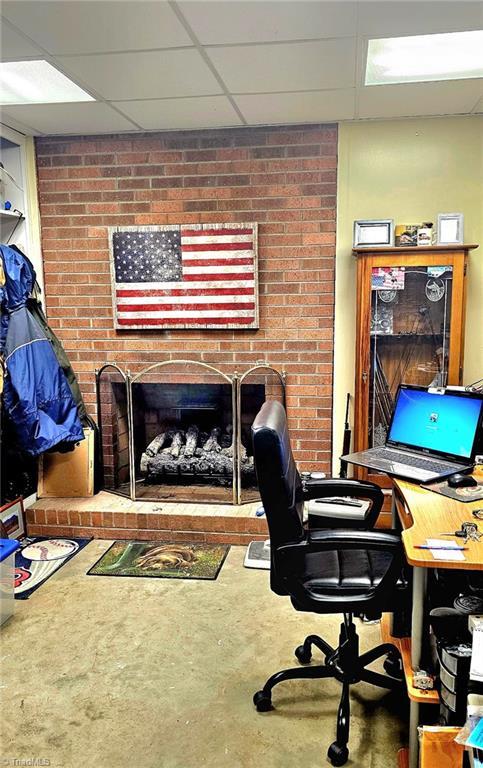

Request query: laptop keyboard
[{"left": 370, "top": 448, "right": 462, "bottom": 473}]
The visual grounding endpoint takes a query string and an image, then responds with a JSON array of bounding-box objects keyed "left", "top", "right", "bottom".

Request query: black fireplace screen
[{"left": 96, "top": 360, "right": 285, "bottom": 504}]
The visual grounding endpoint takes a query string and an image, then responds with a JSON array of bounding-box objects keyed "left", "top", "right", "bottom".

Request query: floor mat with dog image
[{"left": 87, "top": 541, "right": 230, "bottom": 580}]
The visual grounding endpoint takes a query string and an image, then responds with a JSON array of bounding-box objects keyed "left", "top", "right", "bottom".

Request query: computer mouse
[{"left": 447, "top": 473, "right": 478, "bottom": 489}]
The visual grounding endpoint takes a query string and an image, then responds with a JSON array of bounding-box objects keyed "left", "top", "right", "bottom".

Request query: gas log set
[{"left": 140, "top": 424, "right": 254, "bottom": 486}]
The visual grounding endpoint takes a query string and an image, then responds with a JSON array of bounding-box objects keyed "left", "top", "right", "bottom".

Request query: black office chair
[{"left": 251, "top": 400, "right": 407, "bottom": 766}]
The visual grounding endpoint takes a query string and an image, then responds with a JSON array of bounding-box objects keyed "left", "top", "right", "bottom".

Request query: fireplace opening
[
  {"left": 133, "top": 382, "right": 263, "bottom": 501},
  {"left": 96, "top": 361, "right": 285, "bottom": 505}
]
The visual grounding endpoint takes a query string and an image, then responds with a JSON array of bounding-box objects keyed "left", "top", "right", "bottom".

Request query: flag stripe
[
  {"left": 181, "top": 242, "right": 252, "bottom": 252},
  {"left": 181, "top": 258, "right": 253, "bottom": 268},
  {"left": 181, "top": 234, "right": 253, "bottom": 245},
  {"left": 183, "top": 265, "right": 254, "bottom": 276},
  {"left": 117, "top": 286, "right": 255, "bottom": 298},
  {"left": 183, "top": 272, "right": 251, "bottom": 282},
  {"left": 118, "top": 294, "right": 254, "bottom": 306},
  {"left": 116, "top": 279, "right": 255, "bottom": 290},
  {"left": 180, "top": 249, "right": 253, "bottom": 260},
  {"left": 118, "top": 303, "right": 255, "bottom": 315},
  {"left": 117, "top": 316, "right": 255, "bottom": 326},
  {"left": 180, "top": 228, "right": 253, "bottom": 238}
]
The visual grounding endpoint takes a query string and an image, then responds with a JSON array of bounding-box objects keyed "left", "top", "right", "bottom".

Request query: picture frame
[
  {"left": 0, "top": 497, "right": 25, "bottom": 540},
  {"left": 437, "top": 213, "right": 464, "bottom": 245},
  {"left": 353, "top": 219, "right": 394, "bottom": 248},
  {"left": 108, "top": 223, "right": 259, "bottom": 330}
]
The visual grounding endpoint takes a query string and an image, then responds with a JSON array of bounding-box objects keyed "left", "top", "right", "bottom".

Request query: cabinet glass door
[{"left": 369, "top": 265, "right": 453, "bottom": 448}]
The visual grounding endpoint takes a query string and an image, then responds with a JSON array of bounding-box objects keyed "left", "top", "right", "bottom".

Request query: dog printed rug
[{"left": 87, "top": 541, "right": 230, "bottom": 580}]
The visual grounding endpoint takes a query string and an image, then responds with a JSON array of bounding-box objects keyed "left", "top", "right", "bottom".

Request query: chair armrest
[
  {"left": 302, "top": 478, "right": 384, "bottom": 528},
  {"left": 286, "top": 528, "right": 401, "bottom": 553}
]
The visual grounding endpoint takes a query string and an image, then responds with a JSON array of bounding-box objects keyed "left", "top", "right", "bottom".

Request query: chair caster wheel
[
  {"left": 383, "top": 655, "right": 403, "bottom": 680},
  {"left": 327, "top": 742, "right": 349, "bottom": 766},
  {"left": 253, "top": 691, "right": 272, "bottom": 712},
  {"left": 295, "top": 644, "right": 312, "bottom": 664}
]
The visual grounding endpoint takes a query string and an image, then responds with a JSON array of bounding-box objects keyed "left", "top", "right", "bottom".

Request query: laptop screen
[{"left": 388, "top": 387, "right": 483, "bottom": 460}]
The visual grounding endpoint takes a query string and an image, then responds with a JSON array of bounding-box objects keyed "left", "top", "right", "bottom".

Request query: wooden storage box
[{"left": 38, "top": 428, "right": 94, "bottom": 498}]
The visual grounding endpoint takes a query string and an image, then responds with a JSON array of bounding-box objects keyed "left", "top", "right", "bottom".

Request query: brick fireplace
[
  {"left": 35, "top": 123, "right": 337, "bottom": 476},
  {"left": 96, "top": 360, "right": 284, "bottom": 505}
]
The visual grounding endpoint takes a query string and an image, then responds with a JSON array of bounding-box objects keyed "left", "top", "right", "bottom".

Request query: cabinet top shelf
[
  {"left": 0, "top": 209, "right": 24, "bottom": 220},
  {"left": 353, "top": 244, "right": 478, "bottom": 255}
]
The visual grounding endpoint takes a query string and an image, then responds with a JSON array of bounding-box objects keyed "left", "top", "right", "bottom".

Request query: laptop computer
[{"left": 341, "top": 384, "right": 483, "bottom": 483}]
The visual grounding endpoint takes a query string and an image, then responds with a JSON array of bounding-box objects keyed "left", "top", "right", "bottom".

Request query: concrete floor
[{"left": 1, "top": 541, "right": 407, "bottom": 768}]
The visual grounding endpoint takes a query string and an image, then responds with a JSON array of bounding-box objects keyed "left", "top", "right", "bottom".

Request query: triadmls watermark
[{"left": 1, "top": 759, "right": 51, "bottom": 767}]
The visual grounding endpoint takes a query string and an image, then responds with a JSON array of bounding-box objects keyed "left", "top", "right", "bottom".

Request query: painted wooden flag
[{"left": 109, "top": 223, "right": 258, "bottom": 330}]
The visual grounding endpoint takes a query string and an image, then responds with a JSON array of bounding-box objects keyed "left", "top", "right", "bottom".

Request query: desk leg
[
  {"left": 411, "top": 567, "right": 427, "bottom": 669},
  {"left": 408, "top": 567, "right": 428, "bottom": 768},
  {"left": 409, "top": 701, "right": 420, "bottom": 768},
  {"left": 391, "top": 490, "right": 398, "bottom": 528}
]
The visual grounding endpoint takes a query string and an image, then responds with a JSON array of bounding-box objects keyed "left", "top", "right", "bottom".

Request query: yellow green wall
[{"left": 333, "top": 115, "right": 483, "bottom": 471}]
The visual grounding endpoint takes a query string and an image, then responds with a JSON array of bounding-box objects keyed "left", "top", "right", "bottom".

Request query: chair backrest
[{"left": 252, "top": 401, "right": 304, "bottom": 592}]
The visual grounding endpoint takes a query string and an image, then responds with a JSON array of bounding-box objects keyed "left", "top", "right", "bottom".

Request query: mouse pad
[{"left": 421, "top": 478, "right": 483, "bottom": 503}]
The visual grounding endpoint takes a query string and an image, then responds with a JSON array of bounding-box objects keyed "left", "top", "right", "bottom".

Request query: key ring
[{"left": 472, "top": 509, "right": 483, "bottom": 520}]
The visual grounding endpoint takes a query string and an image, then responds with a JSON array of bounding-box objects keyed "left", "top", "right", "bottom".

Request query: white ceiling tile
[
  {"left": 0, "top": 19, "right": 44, "bottom": 61},
  {"left": 358, "top": 1, "right": 483, "bottom": 38},
  {"left": 207, "top": 39, "right": 357, "bottom": 93},
  {"left": 357, "top": 79, "right": 483, "bottom": 119},
  {"left": 1, "top": 102, "right": 139, "bottom": 134},
  {"left": 58, "top": 49, "right": 223, "bottom": 100},
  {"left": 179, "top": 1, "right": 357, "bottom": 45},
  {"left": 113, "top": 96, "right": 243, "bottom": 130},
  {"left": 1, "top": 1, "right": 192, "bottom": 55},
  {"left": 0, "top": 111, "right": 39, "bottom": 135},
  {"left": 235, "top": 89, "right": 355, "bottom": 124}
]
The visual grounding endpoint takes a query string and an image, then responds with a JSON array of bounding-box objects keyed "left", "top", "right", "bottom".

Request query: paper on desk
[
  {"left": 426, "top": 539, "right": 466, "bottom": 561},
  {"left": 467, "top": 717, "right": 483, "bottom": 749},
  {"left": 470, "top": 627, "right": 483, "bottom": 683}
]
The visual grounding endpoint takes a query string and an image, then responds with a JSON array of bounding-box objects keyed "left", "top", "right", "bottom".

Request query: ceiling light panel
[
  {"left": 0, "top": 59, "right": 94, "bottom": 104},
  {"left": 365, "top": 31, "right": 483, "bottom": 85}
]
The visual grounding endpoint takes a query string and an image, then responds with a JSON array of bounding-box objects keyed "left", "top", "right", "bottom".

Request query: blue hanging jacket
[{"left": 1, "top": 244, "right": 84, "bottom": 455}]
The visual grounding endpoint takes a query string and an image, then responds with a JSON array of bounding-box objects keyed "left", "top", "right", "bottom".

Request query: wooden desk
[
  {"left": 391, "top": 469, "right": 483, "bottom": 768},
  {"left": 395, "top": 475, "right": 483, "bottom": 571}
]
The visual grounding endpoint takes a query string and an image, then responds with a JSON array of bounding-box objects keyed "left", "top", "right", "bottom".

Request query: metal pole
[{"left": 126, "top": 370, "right": 136, "bottom": 502}]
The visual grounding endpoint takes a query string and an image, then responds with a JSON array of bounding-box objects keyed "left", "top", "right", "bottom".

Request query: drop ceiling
[{"left": 0, "top": 0, "right": 482, "bottom": 135}]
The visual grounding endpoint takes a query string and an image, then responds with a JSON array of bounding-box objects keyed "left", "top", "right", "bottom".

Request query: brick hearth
[{"left": 27, "top": 492, "right": 268, "bottom": 545}]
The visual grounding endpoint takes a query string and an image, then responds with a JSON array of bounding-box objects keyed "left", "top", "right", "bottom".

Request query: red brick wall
[{"left": 35, "top": 124, "right": 337, "bottom": 471}]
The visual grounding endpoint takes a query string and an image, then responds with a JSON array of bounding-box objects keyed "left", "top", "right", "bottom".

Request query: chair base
[{"left": 253, "top": 614, "right": 402, "bottom": 766}]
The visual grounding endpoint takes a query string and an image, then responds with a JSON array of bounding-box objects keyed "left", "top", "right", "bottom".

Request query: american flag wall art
[{"left": 109, "top": 223, "right": 259, "bottom": 330}]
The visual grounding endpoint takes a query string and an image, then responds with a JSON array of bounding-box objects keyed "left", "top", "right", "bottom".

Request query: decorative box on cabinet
[{"left": 353, "top": 244, "right": 478, "bottom": 492}]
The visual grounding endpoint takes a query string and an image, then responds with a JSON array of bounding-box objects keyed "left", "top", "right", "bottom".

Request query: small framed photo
[
  {"left": 353, "top": 219, "right": 394, "bottom": 248},
  {"left": 0, "top": 497, "right": 25, "bottom": 540},
  {"left": 437, "top": 213, "right": 464, "bottom": 245}
]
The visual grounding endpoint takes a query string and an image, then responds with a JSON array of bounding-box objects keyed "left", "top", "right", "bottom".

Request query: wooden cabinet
[{"left": 353, "top": 244, "right": 478, "bottom": 490}]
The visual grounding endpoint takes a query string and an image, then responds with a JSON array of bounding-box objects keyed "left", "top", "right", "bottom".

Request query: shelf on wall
[{"left": 0, "top": 209, "right": 24, "bottom": 220}]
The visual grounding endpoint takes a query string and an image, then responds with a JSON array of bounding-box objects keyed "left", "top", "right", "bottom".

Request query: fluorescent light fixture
[
  {"left": 365, "top": 31, "right": 483, "bottom": 86},
  {"left": 0, "top": 60, "right": 94, "bottom": 105}
]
